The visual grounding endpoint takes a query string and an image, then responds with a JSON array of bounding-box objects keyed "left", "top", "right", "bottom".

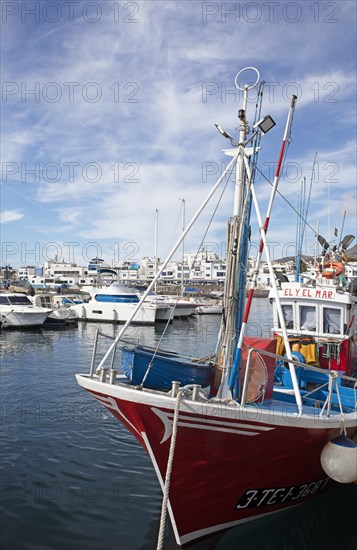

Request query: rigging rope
[
  {"left": 139, "top": 311, "right": 174, "bottom": 388},
  {"left": 254, "top": 164, "right": 318, "bottom": 236},
  {"left": 184, "top": 164, "right": 234, "bottom": 287}
]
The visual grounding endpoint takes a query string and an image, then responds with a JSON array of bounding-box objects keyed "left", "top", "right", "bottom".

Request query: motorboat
[
  {"left": 160, "top": 295, "right": 197, "bottom": 318},
  {"left": 70, "top": 282, "right": 172, "bottom": 324},
  {"left": 0, "top": 293, "right": 53, "bottom": 328},
  {"left": 193, "top": 298, "right": 223, "bottom": 315},
  {"left": 31, "top": 293, "right": 78, "bottom": 326}
]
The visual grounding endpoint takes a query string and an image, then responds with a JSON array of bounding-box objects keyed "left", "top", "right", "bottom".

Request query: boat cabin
[
  {"left": 0, "top": 293, "right": 33, "bottom": 306},
  {"left": 270, "top": 281, "right": 357, "bottom": 376}
]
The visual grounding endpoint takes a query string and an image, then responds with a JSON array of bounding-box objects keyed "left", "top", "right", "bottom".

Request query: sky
[{"left": 1, "top": 0, "right": 356, "bottom": 269}]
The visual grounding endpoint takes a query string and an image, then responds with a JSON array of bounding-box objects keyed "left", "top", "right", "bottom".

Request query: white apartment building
[
  {"left": 16, "top": 253, "right": 353, "bottom": 290},
  {"left": 160, "top": 251, "right": 226, "bottom": 282},
  {"left": 18, "top": 265, "right": 38, "bottom": 279},
  {"left": 25, "top": 260, "right": 87, "bottom": 288},
  {"left": 112, "top": 251, "right": 227, "bottom": 283},
  {"left": 44, "top": 260, "right": 87, "bottom": 278},
  {"left": 344, "top": 261, "right": 357, "bottom": 282}
]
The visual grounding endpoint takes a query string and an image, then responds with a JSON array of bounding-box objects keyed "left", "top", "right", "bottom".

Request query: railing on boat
[
  {"left": 89, "top": 328, "right": 138, "bottom": 379},
  {"left": 87, "top": 328, "right": 357, "bottom": 415},
  {"left": 241, "top": 347, "right": 357, "bottom": 415}
]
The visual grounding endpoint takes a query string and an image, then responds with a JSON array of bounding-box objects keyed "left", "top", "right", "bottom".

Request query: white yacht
[
  {"left": 70, "top": 283, "right": 173, "bottom": 324},
  {"left": 134, "top": 286, "right": 196, "bottom": 318},
  {"left": 0, "top": 293, "right": 53, "bottom": 328},
  {"left": 193, "top": 298, "right": 223, "bottom": 315},
  {"left": 157, "top": 295, "right": 197, "bottom": 318},
  {"left": 169, "top": 299, "right": 197, "bottom": 318}
]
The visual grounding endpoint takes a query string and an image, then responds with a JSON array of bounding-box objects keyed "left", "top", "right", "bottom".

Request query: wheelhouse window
[
  {"left": 299, "top": 305, "right": 316, "bottom": 331},
  {"left": 95, "top": 294, "right": 139, "bottom": 303},
  {"left": 279, "top": 304, "right": 293, "bottom": 329},
  {"left": 39, "top": 297, "right": 52, "bottom": 307},
  {"left": 8, "top": 296, "right": 32, "bottom": 305},
  {"left": 323, "top": 307, "right": 341, "bottom": 334}
]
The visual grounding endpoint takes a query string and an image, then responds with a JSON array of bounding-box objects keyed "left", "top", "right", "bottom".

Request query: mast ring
[{"left": 234, "top": 67, "right": 260, "bottom": 91}]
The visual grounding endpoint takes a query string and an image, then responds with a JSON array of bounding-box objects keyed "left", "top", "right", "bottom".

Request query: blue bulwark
[{"left": 95, "top": 294, "right": 139, "bottom": 303}]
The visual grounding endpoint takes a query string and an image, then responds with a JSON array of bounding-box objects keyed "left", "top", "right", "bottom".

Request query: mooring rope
[{"left": 156, "top": 390, "right": 183, "bottom": 550}]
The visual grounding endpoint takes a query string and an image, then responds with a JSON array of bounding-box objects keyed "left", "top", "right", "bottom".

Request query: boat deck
[{"left": 84, "top": 373, "right": 356, "bottom": 418}]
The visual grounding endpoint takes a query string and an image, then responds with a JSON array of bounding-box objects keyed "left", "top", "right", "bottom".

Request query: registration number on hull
[{"left": 236, "top": 477, "right": 330, "bottom": 509}]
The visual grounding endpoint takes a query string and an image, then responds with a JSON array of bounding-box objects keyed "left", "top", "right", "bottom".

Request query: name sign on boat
[{"left": 282, "top": 288, "right": 335, "bottom": 300}]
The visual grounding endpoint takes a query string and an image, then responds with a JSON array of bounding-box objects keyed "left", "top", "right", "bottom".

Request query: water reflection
[
  {"left": 139, "top": 484, "right": 357, "bottom": 550},
  {"left": 0, "top": 326, "right": 79, "bottom": 359}
]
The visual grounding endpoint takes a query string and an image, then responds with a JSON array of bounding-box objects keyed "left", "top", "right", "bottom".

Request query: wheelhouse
[
  {"left": 272, "top": 282, "right": 355, "bottom": 338},
  {"left": 270, "top": 282, "right": 357, "bottom": 376}
]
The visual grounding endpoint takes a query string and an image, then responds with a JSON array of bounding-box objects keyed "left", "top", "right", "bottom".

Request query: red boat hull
[{"left": 87, "top": 387, "right": 356, "bottom": 546}]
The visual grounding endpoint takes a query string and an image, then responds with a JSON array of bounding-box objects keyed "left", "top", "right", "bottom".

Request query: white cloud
[
  {"left": 1, "top": 0, "right": 356, "bottom": 265},
  {"left": 1, "top": 210, "right": 24, "bottom": 224}
]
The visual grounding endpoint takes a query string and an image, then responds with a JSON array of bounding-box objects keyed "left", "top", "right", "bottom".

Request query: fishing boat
[
  {"left": 76, "top": 68, "right": 357, "bottom": 548},
  {"left": 0, "top": 293, "right": 53, "bottom": 328}
]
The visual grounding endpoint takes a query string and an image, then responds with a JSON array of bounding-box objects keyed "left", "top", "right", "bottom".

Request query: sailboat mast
[
  {"left": 314, "top": 221, "right": 319, "bottom": 262},
  {"left": 154, "top": 208, "right": 159, "bottom": 292},
  {"left": 155, "top": 208, "right": 159, "bottom": 259},
  {"left": 180, "top": 198, "right": 186, "bottom": 292}
]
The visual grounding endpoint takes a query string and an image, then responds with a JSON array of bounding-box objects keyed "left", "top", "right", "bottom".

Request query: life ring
[{"left": 322, "top": 261, "right": 345, "bottom": 279}]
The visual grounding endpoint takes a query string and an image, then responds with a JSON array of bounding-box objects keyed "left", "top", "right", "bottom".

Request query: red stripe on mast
[
  {"left": 275, "top": 139, "right": 286, "bottom": 178},
  {"left": 242, "top": 289, "right": 254, "bottom": 324}
]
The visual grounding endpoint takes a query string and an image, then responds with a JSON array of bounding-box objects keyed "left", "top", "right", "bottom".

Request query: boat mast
[
  {"left": 339, "top": 211, "right": 346, "bottom": 247},
  {"left": 295, "top": 178, "right": 305, "bottom": 282},
  {"left": 154, "top": 208, "right": 159, "bottom": 292},
  {"left": 155, "top": 208, "right": 159, "bottom": 259},
  {"left": 216, "top": 68, "right": 262, "bottom": 397},
  {"left": 314, "top": 221, "right": 319, "bottom": 263},
  {"left": 227, "top": 94, "right": 298, "bottom": 395},
  {"left": 233, "top": 87, "right": 249, "bottom": 216},
  {"left": 295, "top": 152, "right": 315, "bottom": 281},
  {"left": 180, "top": 198, "right": 186, "bottom": 294}
]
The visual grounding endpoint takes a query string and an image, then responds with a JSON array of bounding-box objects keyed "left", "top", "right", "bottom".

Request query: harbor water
[{"left": 1, "top": 299, "right": 356, "bottom": 549}]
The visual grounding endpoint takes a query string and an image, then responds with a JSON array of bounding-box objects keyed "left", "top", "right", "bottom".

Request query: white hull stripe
[
  {"left": 90, "top": 392, "right": 142, "bottom": 438},
  {"left": 152, "top": 407, "right": 274, "bottom": 443},
  {"left": 172, "top": 421, "right": 260, "bottom": 436}
]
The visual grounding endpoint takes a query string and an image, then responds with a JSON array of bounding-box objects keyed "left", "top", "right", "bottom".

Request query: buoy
[
  {"left": 320, "top": 435, "right": 357, "bottom": 483},
  {"left": 322, "top": 261, "right": 345, "bottom": 279}
]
